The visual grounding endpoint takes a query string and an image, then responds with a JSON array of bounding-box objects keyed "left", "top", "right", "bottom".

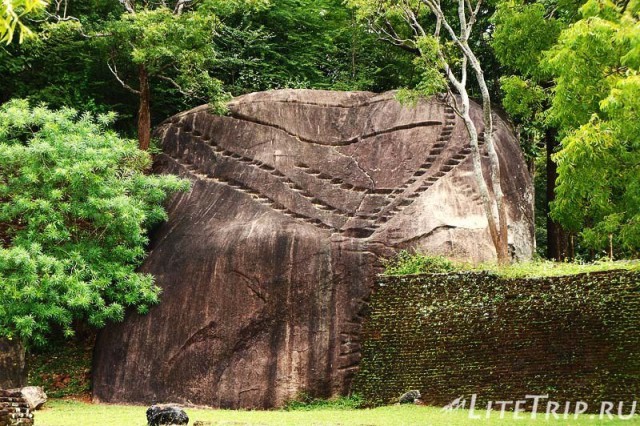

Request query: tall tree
[
  {"left": 36, "top": 0, "right": 269, "bottom": 150},
  {"left": 101, "top": 1, "right": 237, "bottom": 150},
  {"left": 491, "top": 0, "right": 571, "bottom": 259},
  {"left": 348, "top": 0, "right": 511, "bottom": 264},
  {"left": 547, "top": 0, "right": 640, "bottom": 258}
]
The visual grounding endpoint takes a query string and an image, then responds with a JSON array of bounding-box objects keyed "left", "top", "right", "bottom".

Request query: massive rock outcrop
[{"left": 93, "top": 90, "right": 534, "bottom": 408}]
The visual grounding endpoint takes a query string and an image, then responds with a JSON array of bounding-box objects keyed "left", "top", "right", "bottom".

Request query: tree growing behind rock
[
  {"left": 0, "top": 100, "right": 189, "bottom": 345},
  {"left": 100, "top": 0, "right": 269, "bottom": 150},
  {"left": 548, "top": 0, "right": 640, "bottom": 258}
]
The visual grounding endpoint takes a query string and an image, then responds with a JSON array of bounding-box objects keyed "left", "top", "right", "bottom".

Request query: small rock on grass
[
  {"left": 146, "top": 404, "right": 189, "bottom": 426},
  {"left": 20, "top": 386, "right": 47, "bottom": 410},
  {"left": 398, "top": 390, "right": 422, "bottom": 404}
]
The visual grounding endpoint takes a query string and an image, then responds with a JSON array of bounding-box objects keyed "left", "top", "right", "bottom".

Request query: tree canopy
[{"left": 549, "top": 0, "right": 640, "bottom": 256}]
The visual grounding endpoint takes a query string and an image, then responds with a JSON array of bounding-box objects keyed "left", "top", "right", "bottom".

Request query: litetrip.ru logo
[{"left": 442, "top": 394, "right": 637, "bottom": 420}]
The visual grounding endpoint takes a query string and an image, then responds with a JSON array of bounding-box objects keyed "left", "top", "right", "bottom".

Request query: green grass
[
  {"left": 36, "top": 400, "right": 640, "bottom": 426},
  {"left": 475, "top": 259, "right": 640, "bottom": 278},
  {"left": 382, "top": 251, "right": 640, "bottom": 278}
]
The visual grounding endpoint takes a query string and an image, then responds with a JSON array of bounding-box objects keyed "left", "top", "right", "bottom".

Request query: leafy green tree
[
  {"left": 1, "top": 20, "right": 117, "bottom": 116},
  {"left": 0, "top": 0, "right": 46, "bottom": 44},
  {"left": 23, "top": 0, "right": 269, "bottom": 150},
  {"left": 203, "top": 0, "right": 418, "bottom": 94},
  {"left": 0, "top": 100, "right": 188, "bottom": 345},
  {"left": 2, "top": 0, "right": 417, "bottom": 141},
  {"left": 548, "top": 0, "right": 640, "bottom": 258},
  {"left": 101, "top": 1, "right": 237, "bottom": 150},
  {"left": 491, "top": 0, "right": 570, "bottom": 259}
]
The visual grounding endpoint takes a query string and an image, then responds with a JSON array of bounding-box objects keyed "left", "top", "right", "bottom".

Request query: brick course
[{"left": 0, "top": 390, "right": 33, "bottom": 426}]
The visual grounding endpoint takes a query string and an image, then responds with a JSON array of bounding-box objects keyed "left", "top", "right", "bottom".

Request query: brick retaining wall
[
  {"left": 0, "top": 390, "right": 33, "bottom": 426},
  {"left": 353, "top": 270, "right": 640, "bottom": 410}
]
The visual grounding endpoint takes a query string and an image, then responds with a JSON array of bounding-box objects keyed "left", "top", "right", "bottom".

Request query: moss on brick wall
[{"left": 353, "top": 270, "right": 640, "bottom": 408}]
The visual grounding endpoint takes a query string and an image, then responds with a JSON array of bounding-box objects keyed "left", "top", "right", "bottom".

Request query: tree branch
[
  {"left": 119, "top": 0, "right": 135, "bottom": 14},
  {"left": 107, "top": 59, "right": 140, "bottom": 95},
  {"left": 157, "top": 75, "right": 189, "bottom": 96},
  {"left": 174, "top": 0, "right": 194, "bottom": 15},
  {"left": 368, "top": 17, "right": 419, "bottom": 55}
]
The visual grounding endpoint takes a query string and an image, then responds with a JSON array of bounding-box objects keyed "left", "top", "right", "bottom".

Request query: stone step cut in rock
[{"left": 92, "top": 89, "right": 534, "bottom": 409}]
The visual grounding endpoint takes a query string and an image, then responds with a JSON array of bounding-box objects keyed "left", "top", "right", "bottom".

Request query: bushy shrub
[
  {"left": 0, "top": 100, "right": 189, "bottom": 345},
  {"left": 284, "top": 393, "right": 364, "bottom": 411},
  {"left": 383, "top": 250, "right": 457, "bottom": 275}
]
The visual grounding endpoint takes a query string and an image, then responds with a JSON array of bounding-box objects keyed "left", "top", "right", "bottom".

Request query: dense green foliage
[
  {"left": 493, "top": 0, "right": 640, "bottom": 258},
  {"left": 213, "top": 0, "right": 418, "bottom": 93},
  {"left": 383, "top": 251, "right": 456, "bottom": 275},
  {"left": 284, "top": 394, "right": 365, "bottom": 411},
  {"left": 0, "top": 0, "right": 45, "bottom": 43},
  {"left": 0, "top": 0, "right": 416, "bottom": 135},
  {"left": 0, "top": 100, "right": 188, "bottom": 344},
  {"left": 548, "top": 0, "right": 640, "bottom": 255},
  {"left": 103, "top": 4, "right": 228, "bottom": 103}
]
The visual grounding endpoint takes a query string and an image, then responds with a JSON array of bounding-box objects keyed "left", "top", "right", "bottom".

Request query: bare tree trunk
[
  {"left": 363, "top": 0, "right": 512, "bottom": 264},
  {"left": 456, "top": 94, "right": 503, "bottom": 258},
  {"left": 421, "top": 0, "right": 511, "bottom": 264},
  {"left": 462, "top": 43, "right": 509, "bottom": 264},
  {"left": 138, "top": 64, "right": 151, "bottom": 151},
  {"left": 609, "top": 234, "right": 614, "bottom": 261},
  {"left": 0, "top": 338, "right": 26, "bottom": 389},
  {"left": 545, "top": 127, "right": 568, "bottom": 260},
  {"left": 569, "top": 233, "right": 575, "bottom": 261}
]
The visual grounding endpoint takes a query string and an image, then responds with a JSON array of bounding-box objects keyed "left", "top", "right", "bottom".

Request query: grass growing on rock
[
  {"left": 382, "top": 250, "right": 640, "bottom": 278},
  {"left": 36, "top": 399, "right": 640, "bottom": 426}
]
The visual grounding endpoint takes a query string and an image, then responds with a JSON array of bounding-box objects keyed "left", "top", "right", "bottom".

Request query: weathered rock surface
[
  {"left": 93, "top": 90, "right": 533, "bottom": 408},
  {"left": 16, "top": 387, "right": 46, "bottom": 411},
  {"left": 146, "top": 405, "right": 188, "bottom": 426},
  {"left": 0, "top": 339, "right": 26, "bottom": 390}
]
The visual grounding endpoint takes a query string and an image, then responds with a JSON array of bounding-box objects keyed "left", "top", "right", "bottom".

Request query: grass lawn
[
  {"left": 36, "top": 400, "right": 640, "bottom": 426},
  {"left": 383, "top": 252, "right": 640, "bottom": 278}
]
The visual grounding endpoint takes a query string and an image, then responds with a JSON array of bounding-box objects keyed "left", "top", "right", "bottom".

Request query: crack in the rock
[
  {"left": 229, "top": 95, "right": 394, "bottom": 110},
  {"left": 162, "top": 101, "right": 469, "bottom": 242},
  {"left": 229, "top": 110, "right": 440, "bottom": 147},
  {"left": 232, "top": 270, "right": 268, "bottom": 304},
  {"left": 395, "top": 225, "right": 456, "bottom": 246}
]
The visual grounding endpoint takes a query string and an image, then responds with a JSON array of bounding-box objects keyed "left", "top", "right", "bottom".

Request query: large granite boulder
[{"left": 93, "top": 90, "right": 533, "bottom": 408}]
